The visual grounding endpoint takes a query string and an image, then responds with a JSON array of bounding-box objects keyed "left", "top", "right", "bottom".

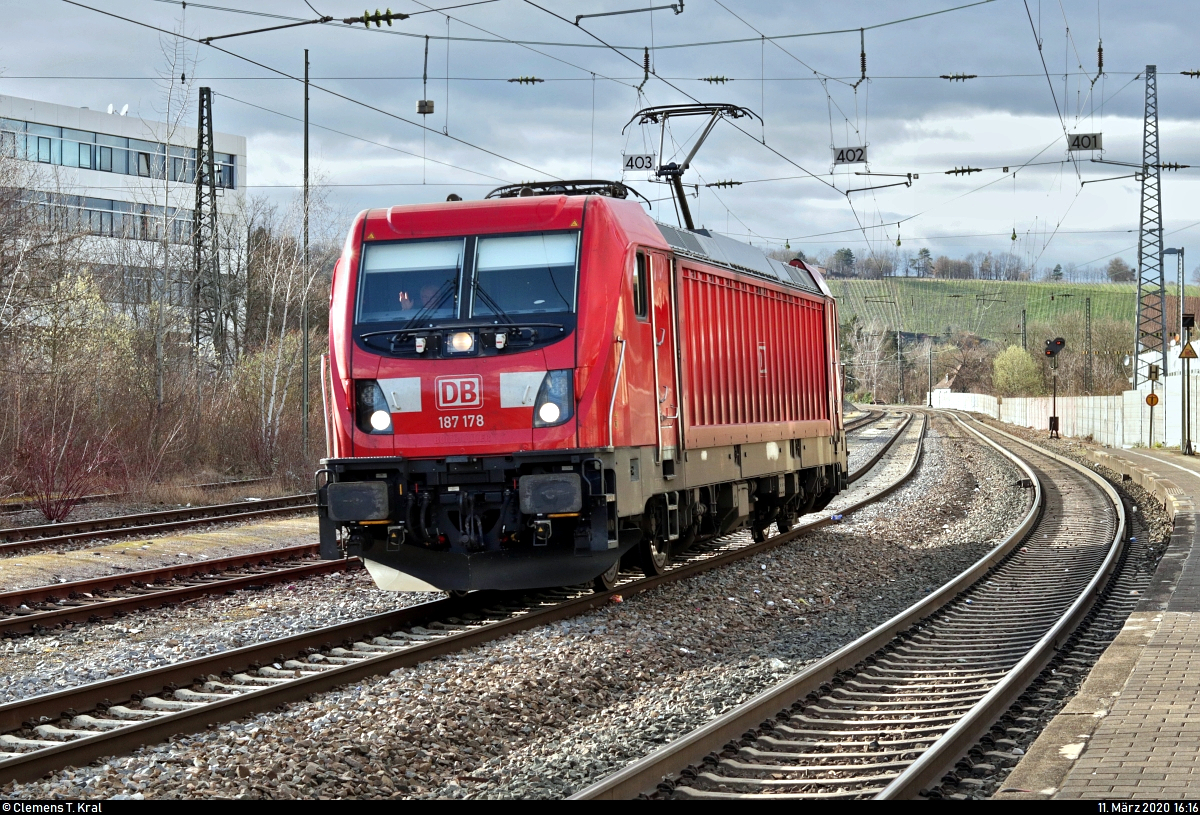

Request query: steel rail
[
  {"left": 0, "top": 417, "right": 924, "bottom": 785},
  {"left": 875, "top": 413, "right": 1126, "bottom": 798},
  {"left": 846, "top": 412, "right": 908, "bottom": 484},
  {"left": 0, "top": 478, "right": 280, "bottom": 515},
  {"left": 0, "top": 415, "right": 901, "bottom": 636},
  {"left": 571, "top": 410, "right": 1124, "bottom": 800},
  {"left": 0, "top": 411, "right": 898, "bottom": 636},
  {"left": 570, "top": 410, "right": 1042, "bottom": 799},
  {"left": 0, "top": 547, "right": 358, "bottom": 636},
  {"left": 844, "top": 409, "right": 884, "bottom": 433},
  {"left": 0, "top": 495, "right": 315, "bottom": 556}
]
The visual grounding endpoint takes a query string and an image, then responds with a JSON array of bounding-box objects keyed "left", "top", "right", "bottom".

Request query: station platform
[{"left": 996, "top": 445, "right": 1200, "bottom": 800}]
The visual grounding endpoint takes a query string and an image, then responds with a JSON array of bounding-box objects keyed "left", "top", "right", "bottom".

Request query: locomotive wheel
[
  {"left": 779, "top": 509, "right": 799, "bottom": 532},
  {"left": 593, "top": 559, "right": 621, "bottom": 592},
  {"left": 640, "top": 535, "right": 671, "bottom": 577},
  {"left": 751, "top": 522, "right": 776, "bottom": 543}
]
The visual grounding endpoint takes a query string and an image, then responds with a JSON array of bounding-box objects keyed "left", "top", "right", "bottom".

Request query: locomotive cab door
[{"left": 648, "top": 250, "right": 680, "bottom": 477}]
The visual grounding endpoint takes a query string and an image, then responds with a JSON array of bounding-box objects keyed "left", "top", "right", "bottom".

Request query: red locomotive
[{"left": 318, "top": 181, "right": 847, "bottom": 592}]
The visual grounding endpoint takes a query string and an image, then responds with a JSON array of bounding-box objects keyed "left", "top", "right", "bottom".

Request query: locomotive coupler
[
  {"left": 344, "top": 531, "right": 370, "bottom": 558},
  {"left": 533, "top": 518, "right": 552, "bottom": 544}
]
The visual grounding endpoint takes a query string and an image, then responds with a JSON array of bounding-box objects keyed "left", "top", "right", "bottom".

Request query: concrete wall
[{"left": 930, "top": 373, "right": 1200, "bottom": 449}]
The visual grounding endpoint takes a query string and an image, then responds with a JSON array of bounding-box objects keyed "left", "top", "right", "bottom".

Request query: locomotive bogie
[{"left": 318, "top": 436, "right": 844, "bottom": 591}]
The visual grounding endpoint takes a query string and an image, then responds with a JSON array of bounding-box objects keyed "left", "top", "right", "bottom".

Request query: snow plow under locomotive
[{"left": 317, "top": 180, "right": 847, "bottom": 593}]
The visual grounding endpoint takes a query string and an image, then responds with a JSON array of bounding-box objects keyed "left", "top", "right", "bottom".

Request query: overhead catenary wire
[
  {"left": 72, "top": 0, "right": 1138, "bottom": 267},
  {"left": 403, "top": 0, "right": 639, "bottom": 92},
  {"left": 1023, "top": 0, "right": 1082, "bottom": 183},
  {"left": 547, "top": 0, "right": 1111, "bottom": 268},
  {"left": 58, "top": 0, "right": 562, "bottom": 181},
  {"left": 3, "top": 70, "right": 1164, "bottom": 82},
  {"left": 146, "top": 0, "right": 999, "bottom": 52},
  {"left": 212, "top": 90, "right": 511, "bottom": 183}
]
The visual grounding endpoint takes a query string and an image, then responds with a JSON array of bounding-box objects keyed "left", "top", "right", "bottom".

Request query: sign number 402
[
  {"left": 623, "top": 154, "right": 655, "bottom": 171},
  {"left": 832, "top": 146, "right": 867, "bottom": 165}
]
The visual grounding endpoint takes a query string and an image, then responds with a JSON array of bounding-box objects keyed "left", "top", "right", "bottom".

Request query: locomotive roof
[
  {"left": 360, "top": 191, "right": 828, "bottom": 298},
  {"left": 655, "top": 222, "right": 823, "bottom": 296}
]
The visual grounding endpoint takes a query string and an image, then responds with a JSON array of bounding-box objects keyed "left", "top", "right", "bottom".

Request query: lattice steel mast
[
  {"left": 193, "top": 87, "right": 225, "bottom": 365},
  {"left": 1134, "top": 65, "right": 1166, "bottom": 387}
]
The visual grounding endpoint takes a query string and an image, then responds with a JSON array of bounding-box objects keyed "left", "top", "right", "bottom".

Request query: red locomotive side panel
[{"left": 677, "top": 264, "right": 831, "bottom": 448}]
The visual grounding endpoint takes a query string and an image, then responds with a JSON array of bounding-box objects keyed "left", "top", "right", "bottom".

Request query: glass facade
[
  {"left": 0, "top": 117, "right": 236, "bottom": 189},
  {"left": 28, "top": 191, "right": 194, "bottom": 245}
]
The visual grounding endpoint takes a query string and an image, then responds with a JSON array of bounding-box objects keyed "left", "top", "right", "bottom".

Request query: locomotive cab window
[
  {"left": 357, "top": 238, "right": 464, "bottom": 323},
  {"left": 633, "top": 251, "right": 649, "bottom": 320},
  {"left": 472, "top": 231, "right": 578, "bottom": 317}
]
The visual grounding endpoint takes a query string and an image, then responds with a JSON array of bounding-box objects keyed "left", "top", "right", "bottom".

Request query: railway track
[
  {"left": 0, "top": 416, "right": 924, "bottom": 785},
  {"left": 570, "top": 412, "right": 1126, "bottom": 800},
  {"left": 0, "top": 494, "right": 315, "bottom": 557},
  {"left": 0, "top": 478, "right": 280, "bottom": 516},
  {"left": 0, "top": 545, "right": 356, "bottom": 636},
  {"left": 844, "top": 409, "right": 884, "bottom": 433},
  {"left": 0, "top": 412, "right": 907, "bottom": 638}
]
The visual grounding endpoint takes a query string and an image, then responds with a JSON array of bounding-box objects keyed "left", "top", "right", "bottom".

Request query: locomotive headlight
[
  {"left": 355, "top": 380, "right": 394, "bottom": 435},
  {"left": 533, "top": 370, "right": 574, "bottom": 428},
  {"left": 450, "top": 331, "right": 474, "bottom": 353}
]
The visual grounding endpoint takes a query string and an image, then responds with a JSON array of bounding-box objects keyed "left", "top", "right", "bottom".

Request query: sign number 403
[{"left": 623, "top": 154, "right": 655, "bottom": 171}]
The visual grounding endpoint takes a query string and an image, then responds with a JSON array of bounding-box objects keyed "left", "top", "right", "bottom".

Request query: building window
[{"left": 7, "top": 118, "right": 235, "bottom": 188}]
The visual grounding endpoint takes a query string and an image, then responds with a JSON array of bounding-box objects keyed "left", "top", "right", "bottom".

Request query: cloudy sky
[{"left": 6, "top": 0, "right": 1200, "bottom": 272}]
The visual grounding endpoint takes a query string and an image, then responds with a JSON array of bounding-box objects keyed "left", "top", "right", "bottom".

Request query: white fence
[{"left": 929, "top": 373, "right": 1199, "bottom": 449}]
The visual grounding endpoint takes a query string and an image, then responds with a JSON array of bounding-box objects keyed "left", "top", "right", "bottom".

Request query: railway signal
[
  {"left": 1184, "top": 314, "right": 1196, "bottom": 455},
  {"left": 1147, "top": 363, "right": 1161, "bottom": 447},
  {"left": 1045, "top": 338, "right": 1066, "bottom": 438}
]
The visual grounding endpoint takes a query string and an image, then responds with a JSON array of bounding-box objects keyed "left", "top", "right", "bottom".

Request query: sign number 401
[
  {"left": 623, "top": 154, "right": 655, "bottom": 171},
  {"left": 1067, "top": 133, "right": 1102, "bottom": 151}
]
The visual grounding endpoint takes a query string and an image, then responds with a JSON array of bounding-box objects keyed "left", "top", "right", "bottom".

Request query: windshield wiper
[
  {"left": 472, "top": 283, "right": 518, "bottom": 326},
  {"left": 400, "top": 279, "right": 456, "bottom": 331}
]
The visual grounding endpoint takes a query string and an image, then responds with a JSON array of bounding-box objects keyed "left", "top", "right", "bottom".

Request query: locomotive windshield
[
  {"left": 357, "top": 238, "right": 464, "bottom": 324},
  {"left": 472, "top": 232, "right": 577, "bottom": 316},
  {"left": 356, "top": 231, "right": 578, "bottom": 327}
]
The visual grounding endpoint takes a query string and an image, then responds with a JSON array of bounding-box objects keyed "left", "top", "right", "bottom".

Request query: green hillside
[{"left": 831, "top": 278, "right": 1156, "bottom": 344}]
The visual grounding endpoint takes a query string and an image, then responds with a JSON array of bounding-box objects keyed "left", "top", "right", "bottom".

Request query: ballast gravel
[
  {"left": 846, "top": 413, "right": 906, "bottom": 474},
  {"left": 0, "top": 570, "right": 435, "bottom": 704},
  {"left": 2, "top": 414, "right": 1031, "bottom": 800}
]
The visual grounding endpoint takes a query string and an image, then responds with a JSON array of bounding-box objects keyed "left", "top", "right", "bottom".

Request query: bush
[{"left": 993, "top": 346, "right": 1044, "bottom": 396}]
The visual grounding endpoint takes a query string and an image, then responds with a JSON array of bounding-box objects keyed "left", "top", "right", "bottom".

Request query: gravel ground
[
  {"left": 0, "top": 570, "right": 431, "bottom": 704},
  {"left": 2, "top": 413, "right": 1032, "bottom": 800}
]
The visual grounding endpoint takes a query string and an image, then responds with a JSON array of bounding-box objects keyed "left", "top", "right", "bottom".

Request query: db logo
[{"left": 436, "top": 375, "right": 482, "bottom": 409}]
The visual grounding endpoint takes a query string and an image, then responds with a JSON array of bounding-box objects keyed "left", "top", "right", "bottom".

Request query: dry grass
[{"left": 140, "top": 476, "right": 296, "bottom": 507}]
